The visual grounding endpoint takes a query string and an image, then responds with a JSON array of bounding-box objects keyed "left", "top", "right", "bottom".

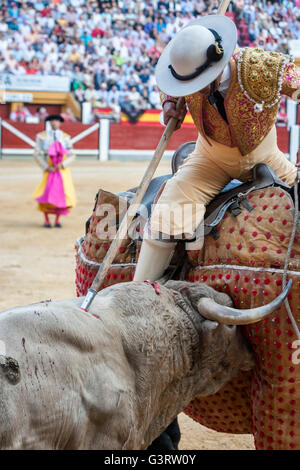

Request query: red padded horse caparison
[
  {"left": 76, "top": 186, "right": 300, "bottom": 450},
  {"left": 184, "top": 187, "right": 300, "bottom": 450}
]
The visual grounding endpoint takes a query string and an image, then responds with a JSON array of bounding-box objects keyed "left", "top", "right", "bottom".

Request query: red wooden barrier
[{"left": 1, "top": 119, "right": 290, "bottom": 153}]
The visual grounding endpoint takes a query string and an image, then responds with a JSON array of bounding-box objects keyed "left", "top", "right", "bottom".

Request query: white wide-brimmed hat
[{"left": 155, "top": 15, "right": 237, "bottom": 97}]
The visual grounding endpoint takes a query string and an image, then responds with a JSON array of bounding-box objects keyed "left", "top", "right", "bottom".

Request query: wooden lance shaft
[
  {"left": 217, "top": 0, "right": 231, "bottom": 15},
  {"left": 81, "top": 0, "right": 231, "bottom": 312},
  {"left": 81, "top": 97, "right": 185, "bottom": 311}
]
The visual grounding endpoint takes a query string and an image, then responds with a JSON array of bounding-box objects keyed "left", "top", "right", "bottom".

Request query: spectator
[
  {"left": 149, "top": 85, "right": 161, "bottom": 109},
  {"left": 74, "top": 84, "right": 86, "bottom": 104},
  {"left": 68, "top": 47, "right": 82, "bottom": 64},
  {"left": 84, "top": 84, "right": 99, "bottom": 106},
  {"left": 60, "top": 63, "right": 74, "bottom": 80},
  {"left": 61, "top": 107, "right": 77, "bottom": 122},
  {"left": 139, "top": 66, "right": 151, "bottom": 84},
  {"left": 127, "top": 70, "right": 140, "bottom": 89},
  {"left": 97, "top": 82, "right": 108, "bottom": 102},
  {"left": 96, "top": 56, "right": 109, "bottom": 75},
  {"left": 72, "top": 65, "right": 85, "bottom": 90},
  {"left": 128, "top": 86, "right": 141, "bottom": 107},
  {"left": 120, "top": 95, "right": 145, "bottom": 124},
  {"left": 80, "top": 31, "right": 93, "bottom": 48},
  {"left": 119, "top": 84, "right": 130, "bottom": 104},
  {"left": 0, "top": 32, "right": 8, "bottom": 52},
  {"left": 248, "top": 23, "right": 258, "bottom": 43},
  {"left": 109, "top": 97, "right": 121, "bottom": 122},
  {"left": 106, "top": 65, "right": 119, "bottom": 88},
  {"left": 95, "top": 97, "right": 109, "bottom": 109},
  {"left": 36, "top": 107, "right": 48, "bottom": 122},
  {"left": 107, "top": 85, "right": 120, "bottom": 105},
  {"left": 0, "top": 0, "right": 298, "bottom": 121},
  {"left": 277, "top": 99, "right": 288, "bottom": 126},
  {"left": 265, "top": 1, "right": 275, "bottom": 17},
  {"left": 92, "top": 24, "right": 106, "bottom": 38},
  {"left": 82, "top": 69, "right": 93, "bottom": 88},
  {"left": 10, "top": 104, "right": 32, "bottom": 122},
  {"left": 94, "top": 68, "right": 107, "bottom": 90}
]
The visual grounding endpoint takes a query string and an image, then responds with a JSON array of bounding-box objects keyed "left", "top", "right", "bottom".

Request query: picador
[{"left": 133, "top": 14, "right": 300, "bottom": 282}]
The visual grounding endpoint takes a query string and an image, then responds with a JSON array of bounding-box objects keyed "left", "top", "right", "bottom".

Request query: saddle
[
  {"left": 203, "top": 163, "right": 291, "bottom": 238},
  {"left": 171, "top": 141, "right": 196, "bottom": 175},
  {"left": 171, "top": 141, "right": 292, "bottom": 239},
  {"left": 86, "top": 143, "right": 292, "bottom": 240}
]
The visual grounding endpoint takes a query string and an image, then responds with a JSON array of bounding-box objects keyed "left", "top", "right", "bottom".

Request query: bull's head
[{"left": 166, "top": 279, "right": 292, "bottom": 325}]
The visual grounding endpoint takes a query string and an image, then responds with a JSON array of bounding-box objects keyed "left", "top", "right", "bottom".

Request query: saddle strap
[{"left": 204, "top": 164, "right": 291, "bottom": 236}]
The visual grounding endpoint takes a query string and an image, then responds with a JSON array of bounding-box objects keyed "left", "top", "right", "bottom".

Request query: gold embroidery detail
[
  {"left": 185, "top": 92, "right": 232, "bottom": 147},
  {"left": 238, "top": 48, "right": 289, "bottom": 108},
  {"left": 183, "top": 50, "right": 293, "bottom": 156},
  {"left": 226, "top": 56, "right": 279, "bottom": 155},
  {"left": 215, "top": 42, "right": 223, "bottom": 55}
]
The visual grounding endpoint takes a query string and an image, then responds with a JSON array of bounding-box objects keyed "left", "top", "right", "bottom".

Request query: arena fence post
[
  {"left": 0, "top": 118, "right": 2, "bottom": 160},
  {"left": 98, "top": 118, "right": 110, "bottom": 161},
  {"left": 287, "top": 100, "right": 297, "bottom": 129},
  {"left": 98, "top": 121, "right": 101, "bottom": 161},
  {"left": 289, "top": 125, "right": 300, "bottom": 164}
]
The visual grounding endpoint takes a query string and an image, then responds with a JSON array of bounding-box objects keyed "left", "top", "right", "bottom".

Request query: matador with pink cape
[{"left": 32, "top": 114, "right": 76, "bottom": 228}]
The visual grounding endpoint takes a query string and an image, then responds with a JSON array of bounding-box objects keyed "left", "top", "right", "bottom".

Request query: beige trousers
[{"left": 150, "top": 126, "right": 297, "bottom": 236}]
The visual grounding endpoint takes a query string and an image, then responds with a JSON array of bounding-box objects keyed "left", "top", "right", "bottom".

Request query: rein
[{"left": 282, "top": 178, "right": 300, "bottom": 341}]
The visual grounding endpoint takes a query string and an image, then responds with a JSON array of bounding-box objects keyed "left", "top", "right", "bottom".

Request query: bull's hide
[{"left": 75, "top": 186, "right": 300, "bottom": 450}]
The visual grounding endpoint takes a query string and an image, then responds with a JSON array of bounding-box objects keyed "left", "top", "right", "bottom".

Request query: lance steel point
[{"left": 81, "top": 288, "right": 97, "bottom": 312}]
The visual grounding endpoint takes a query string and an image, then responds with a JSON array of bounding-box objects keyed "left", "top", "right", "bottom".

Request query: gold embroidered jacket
[{"left": 160, "top": 48, "right": 300, "bottom": 156}]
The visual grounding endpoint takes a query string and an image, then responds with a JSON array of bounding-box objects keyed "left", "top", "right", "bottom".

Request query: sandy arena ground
[{"left": 0, "top": 159, "right": 255, "bottom": 450}]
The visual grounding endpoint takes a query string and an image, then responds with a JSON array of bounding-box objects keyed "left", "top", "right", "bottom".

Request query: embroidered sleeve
[
  {"left": 62, "top": 134, "right": 75, "bottom": 168},
  {"left": 232, "top": 47, "right": 242, "bottom": 60},
  {"left": 33, "top": 134, "right": 48, "bottom": 171},
  {"left": 281, "top": 63, "right": 300, "bottom": 101},
  {"left": 159, "top": 90, "right": 179, "bottom": 107}
]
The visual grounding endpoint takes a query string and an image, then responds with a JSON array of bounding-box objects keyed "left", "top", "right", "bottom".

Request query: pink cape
[{"left": 36, "top": 141, "right": 70, "bottom": 209}]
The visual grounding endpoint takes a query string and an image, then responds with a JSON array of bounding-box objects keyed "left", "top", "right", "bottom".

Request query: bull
[
  {"left": 75, "top": 149, "right": 300, "bottom": 450},
  {"left": 0, "top": 279, "right": 288, "bottom": 450}
]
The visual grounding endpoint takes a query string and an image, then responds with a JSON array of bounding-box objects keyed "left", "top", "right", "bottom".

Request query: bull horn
[{"left": 198, "top": 279, "right": 292, "bottom": 325}]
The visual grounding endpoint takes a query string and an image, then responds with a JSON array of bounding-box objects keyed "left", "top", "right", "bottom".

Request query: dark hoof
[
  {"left": 55, "top": 223, "right": 62, "bottom": 228},
  {"left": 44, "top": 223, "right": 51, "bottom": 228},
  {"left": 147, "top": 418, "right": 181, "bottom": 450},
  {"left": 147, "top": 432, "right": 176, "bottom": 451}
]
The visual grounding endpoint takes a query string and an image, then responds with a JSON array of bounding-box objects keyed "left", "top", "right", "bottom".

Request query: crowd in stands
[
  {"left": 1, "top": 0, "right": 299, "bottom": 123},
  {"left": 9, "top": 104, "right": 77, "bottom": 122}
]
